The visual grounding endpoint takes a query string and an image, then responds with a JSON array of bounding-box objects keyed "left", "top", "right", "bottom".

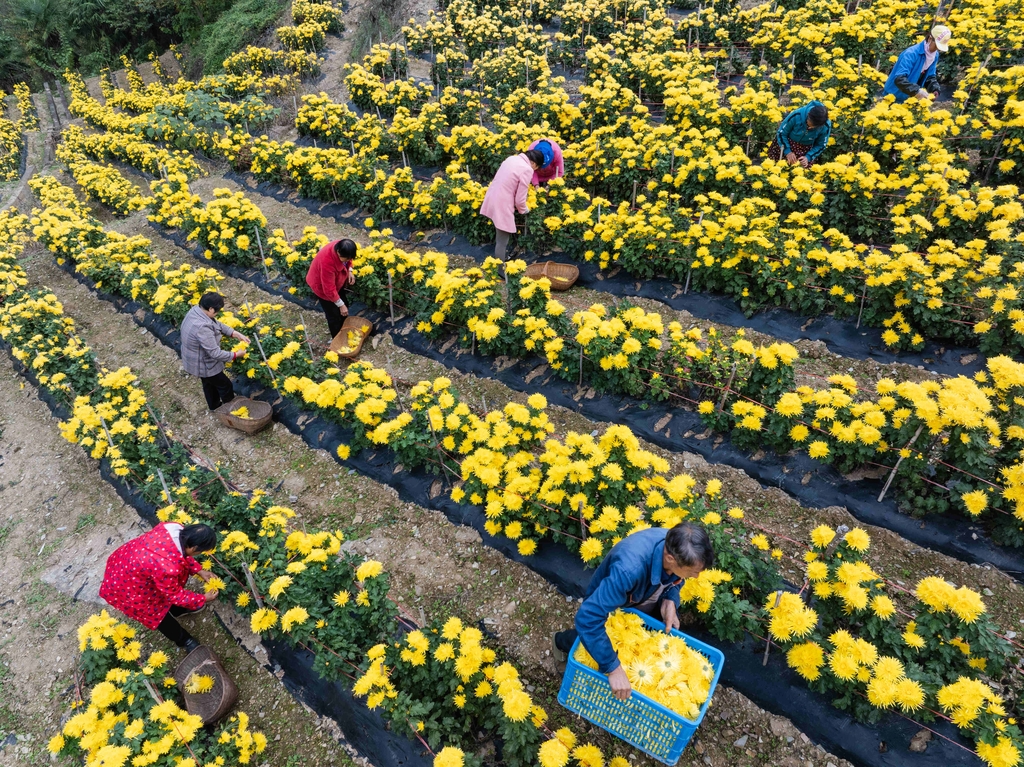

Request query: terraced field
[{"left": 1, "top": 0, "right": 1023, "bottom": 766}]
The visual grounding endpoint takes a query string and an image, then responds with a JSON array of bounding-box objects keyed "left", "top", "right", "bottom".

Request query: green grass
[
  {"left": 74, "top": 513, "right": 95, "bottom": 532},
  {"left": 186, "top": 0, "right": 289, "bottom": 75}
]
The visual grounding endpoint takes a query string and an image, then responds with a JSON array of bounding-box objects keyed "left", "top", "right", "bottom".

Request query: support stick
[
  {"left": 716, "top": 363, "right": 738, "bottom": 411},
  {"left": 387, "top": 272, "right": 396, "bottom": 325},
  {"left": 145, "top": 403, "right": 174, "bottom": 451},
  {"left": 99, "top": 417, "right": 115, "bottom": 447},
  {"left": 300, "top": 313, "right": 315, "bottom": 359},
  {"left": 877, "top": 425, "right": 925, "bottom": 502},
  {"left": 244, "top": 567, "right": 265, "bottom": 608},
  {"left": 855, "top": 282, "right": 869, "bottom": 328},
  {"left": 254, "top": 227, "right": 269, "bottom": 280},
  {"left": 155, "top": 467, "right": 172, "bottom": 504},
  {"left": 762, "top": 590, "right": 783, "bottom": 666},
  {"left": 252, "top": 331, "right": 278, "bottom": 385}
]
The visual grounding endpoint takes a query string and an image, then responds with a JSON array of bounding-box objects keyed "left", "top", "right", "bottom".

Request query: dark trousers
[
  {"left": 201, "top": 372, "right": 235, "bottom": 411},
  {"left": 156, "top": 605, "right": 197, "bottom": 647},
  {"left": 555, "top": 628, "right": 578, "bottom": 654},
  {"left": 319, "top": 294, "right": 347, "bottom": 340}
]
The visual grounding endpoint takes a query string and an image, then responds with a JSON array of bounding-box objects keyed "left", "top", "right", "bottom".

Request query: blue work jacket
[
  {"left": 575, "top": 528, "right": 682, "bottom": 673},
  {"left": 882, "top": 41, "right": 940, "bottom": 103},
  {"left": 776, "top": 101, "right": 832, "bottom": 162}
]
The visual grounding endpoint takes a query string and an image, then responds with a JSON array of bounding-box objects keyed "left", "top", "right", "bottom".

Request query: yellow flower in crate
[{"left": 573, "top": 610, "right": 714, "bottom": 720}]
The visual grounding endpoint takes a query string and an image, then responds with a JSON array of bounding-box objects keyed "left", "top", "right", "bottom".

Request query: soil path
[{"left": 0, "top": 352, "right": 359, "bottom": 767}]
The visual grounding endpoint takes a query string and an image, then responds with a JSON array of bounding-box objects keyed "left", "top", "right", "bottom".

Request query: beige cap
[{"left": 931, "top": 25, "right": 952, "bottom": 52}]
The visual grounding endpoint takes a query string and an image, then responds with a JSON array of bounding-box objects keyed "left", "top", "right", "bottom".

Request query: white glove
[{"left": 916, "top": 88, "right": 930, "bottom": 101}]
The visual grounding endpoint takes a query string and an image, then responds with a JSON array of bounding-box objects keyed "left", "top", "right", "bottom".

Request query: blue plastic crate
[{"left": 557, "top": 609, "right": 725, "bottom": 766}]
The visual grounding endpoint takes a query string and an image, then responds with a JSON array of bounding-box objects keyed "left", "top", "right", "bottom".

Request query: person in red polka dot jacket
[{"left": 99, "top": 522, "right": 218, "bottom": 653}]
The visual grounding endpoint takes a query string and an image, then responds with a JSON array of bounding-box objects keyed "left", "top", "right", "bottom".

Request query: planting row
[
  {"left": 51, "top": 612, "right": 267, "bottom": 766},
  {"left": 0, "top": 81, "right": 40, "bottom": 181},
  {"left": 13, "top": 185, "right": 1024, "bottom": 765}
]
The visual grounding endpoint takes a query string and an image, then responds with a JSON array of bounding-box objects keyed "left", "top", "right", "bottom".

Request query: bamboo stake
[
  {"left": 145, "top": 403, "right": 173, "bottom": 450},
  {"left": 877, "top": 425, "right": 925, "bottom": 502},
  {"left": 716, "top": 363, "right": 738, "bottom": 411},
  {"left": 300, "top": 313, "right": 315, "bottom": 359},
  {"left": 855, "top": 281, "right": 869, "bottom": 328},
  {"left": 99, "top": 417, "right": 115, "bottom": 447},
  {"left": 252, "top": 331, "right": 278, "bottom": 385},
  {"left": 244, "top": 567, "right": 265, "bottom": 608},
  {"left": 155, "top": 467, "right": 172, "bottom": 504},
  {"left": 762, "top": 590, "right": 783, "bottom": 665},
  {"left": 387, "top": 272, "right": 396, "bottom": 324},
  {"left": 254, "top": 227, "right": 269, "bottom": 280}
]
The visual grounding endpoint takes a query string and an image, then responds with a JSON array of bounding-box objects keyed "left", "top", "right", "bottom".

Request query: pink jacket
[
  {"left": 479, "top": 154, "right": 533, "bottom": 233},
  {"left": 529, "top": 139, "right": 564, "bottom": 185}
]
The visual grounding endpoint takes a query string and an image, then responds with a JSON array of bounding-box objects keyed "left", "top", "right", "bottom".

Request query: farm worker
[
  {"left": 306, "top": 238, "right": 357, "bottom": 340},
  {"left": 180, "top": 292, "right": 250, "bottom": 411},
  {"left": 552, "top": 523, "right": 715, "bottom": 700},
  {"left": 479, "top": 148, "right": 545, "bottom": 260},
  {"left": 99, "top": 522, "right": 218, "bottom": 654},
  {"left": 881, "top": 26, "right": 952, "bottom": 104},
  {"left": 528, "top": 138, "right": 564, "bottom": 186},
  {"left": 767, "top": 101, "right": 832, "bottom": 167}
]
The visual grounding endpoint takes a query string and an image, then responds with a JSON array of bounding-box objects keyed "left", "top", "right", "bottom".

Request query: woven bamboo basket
[
  {"left": 524, "top": 261, "right": 579, "bottom": 291},
  {"left": 175, "top": 646, "right": 238, "bottom": 724},
  {"left": 329, "top": 316, "right": 373, "bottom": 359},
  {"left": 213, "top": 397, "right": 273, "bottom": 435}
]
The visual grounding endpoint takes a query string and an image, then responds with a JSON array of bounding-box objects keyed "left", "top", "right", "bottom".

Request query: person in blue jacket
[
  {"left": 767, "top": 101, "right": 832, "bottom": 168},
  {"left": 552, "top": 524, "right": 714, "bottom": 700},
  {"left": 881, "top": 25, "right": 952, "bottom": 104}
]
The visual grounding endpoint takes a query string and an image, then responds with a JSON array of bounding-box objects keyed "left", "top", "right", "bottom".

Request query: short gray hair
[{"left": 665, "top": 523, "right": 715, "bottom": 569}]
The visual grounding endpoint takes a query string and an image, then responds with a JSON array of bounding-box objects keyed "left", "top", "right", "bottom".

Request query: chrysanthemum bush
[
  {"left": 223, "top": 46, "right": 323, "bottom": 79},
  {"left": 5, "top": 206, "right": 1024, "bottom": 766},
  {"left": 13, "top": 82, "right": 37, "bottom": 131},
  {"left": 50, "top": 612, "right": 268, "bottom": 767},
  {"left": 772, "top": 524, "right": 1022, "bottom": 765},
  {"left": 148, "top": 174, "right": 268, "bottom": 267},
  {"left": 60, "top": 156, "right": 149, "bottom": 216},
  {"left": 0, "top": 116, "right": 23, "bottom": 182}
]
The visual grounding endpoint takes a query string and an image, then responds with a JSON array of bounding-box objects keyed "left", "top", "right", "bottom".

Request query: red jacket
[
  {"left": 305, "top": 241, "right": 354, "bottom": 303},
  {"left": 99, "top": 523, "right": 205, "bottom": 629}
]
